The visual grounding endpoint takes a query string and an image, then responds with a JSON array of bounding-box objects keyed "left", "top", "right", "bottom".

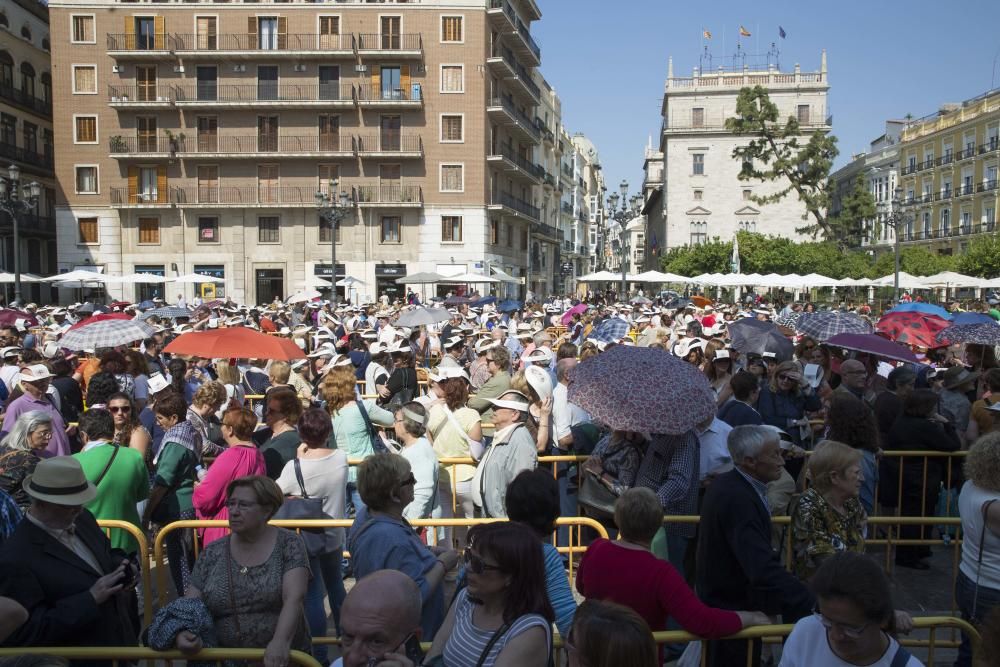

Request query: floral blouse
[
  {"left": 790, "top": 487, "right": 867, "bottom": 581},
  {"left": 0, "top": 446, "right": 41, "bottom": 510}
]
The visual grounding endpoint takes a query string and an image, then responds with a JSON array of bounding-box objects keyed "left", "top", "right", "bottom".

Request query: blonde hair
[
  {"left": 965, "top": 433, "right": 1000, "bottom": 493},
  {"left": 768, "top": 360, "right": 803, "bottom": 394},
  {"left": 320, "top": 366, "right": 357, "bottom": 411},
  {"left": 269, "top": 360, "right": 291, "bottom": 384},
  {"left": 808, "top": 440, "right": 863, "bottom": 494},
  {"left": 214, "top": 360, "right": 241, "bottom": 386},
  {"left": 357, "top": 453, "right": 411, "bottom": 512},
  {"left": 192, "top": 381, "right": 227, "bottom": 410}
]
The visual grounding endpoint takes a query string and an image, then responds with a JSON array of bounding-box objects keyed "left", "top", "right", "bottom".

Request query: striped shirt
[{"left": 442, "top": 589, "right": 551, "bottom": 667}]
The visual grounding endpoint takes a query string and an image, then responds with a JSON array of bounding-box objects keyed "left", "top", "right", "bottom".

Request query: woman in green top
[
  {"left": 260, "top": 386, "right": 303, "bottom": 480},
  {"left": 143, "top": 391, "right": 203, "bottom": 597}
]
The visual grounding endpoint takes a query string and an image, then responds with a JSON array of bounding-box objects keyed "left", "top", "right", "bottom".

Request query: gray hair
[
  {"left": 727, "top": 425, "right": 778, "bottom": 463},
  {"left": 556, "top": 358, "right": 576, "bottom": 384},
  {"left": 1, "top": 410, "right": 54, "bottom": 452}
]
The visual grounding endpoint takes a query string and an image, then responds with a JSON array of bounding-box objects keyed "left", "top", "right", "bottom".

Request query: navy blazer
[
  {"left": 695, "top": 468, "right": 813, "bottom": 619},
  {"left": 0, "top": 508, "right": 138, "bottom": 653}
]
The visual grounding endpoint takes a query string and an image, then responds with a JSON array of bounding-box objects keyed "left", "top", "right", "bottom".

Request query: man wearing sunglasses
[{"left": 336, "top": 569, "right": 422, "bottom": 667}]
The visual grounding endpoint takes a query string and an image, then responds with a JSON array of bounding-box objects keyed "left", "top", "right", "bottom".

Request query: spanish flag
[
  {"left": 739, "top": 25, "right": 751, "bottom": 37},
  {"left": 703, "top": 29, "right": 712, "bottom": 39}
]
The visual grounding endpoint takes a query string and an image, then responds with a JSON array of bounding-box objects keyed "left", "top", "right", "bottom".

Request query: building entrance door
[{"left": 255, "top": 268, "right": 284, "bottom": 306}]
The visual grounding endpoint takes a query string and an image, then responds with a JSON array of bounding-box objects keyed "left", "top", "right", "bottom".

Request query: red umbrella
[
  {"left": 67, "top": 312, "right": 133, "bottom": 331},
  {"left": 875, "top": 312, "right": 950, "bottom": 349},
  {"left": 0, "top": 309, "right": 38, "bottom": 328},
  {"left": 164, "top": 327, "right": 305, "bottom": 360},
  {"left": 567, "top": 345, "right": 715, "bottom": 434}
]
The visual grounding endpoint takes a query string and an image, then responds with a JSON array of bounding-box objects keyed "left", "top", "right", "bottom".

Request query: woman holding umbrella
[{"left": 757, "top": 361, "right": 822, "bottom": 454}]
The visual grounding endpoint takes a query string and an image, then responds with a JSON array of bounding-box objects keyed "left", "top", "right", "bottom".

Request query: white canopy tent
[
  {"left": 916, "top": 271, "right": 985, "bottom": 288},
  {"left": 872, "top": 272, "right": 933, "bottom": 290},
  {"left": 42, "top": 270, "right": 120, "bottom": 283},
  {"left": 630, "top": 270, "right": 694, "bottom": 283},
  {"left": 446, "top": 272, "right": 501, "bottom": 284},
  {"left": 576, "top": 270, "right": 621, "bottom": 282}
]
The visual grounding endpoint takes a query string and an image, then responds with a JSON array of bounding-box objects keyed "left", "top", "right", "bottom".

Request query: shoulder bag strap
[
  {"left": 356, "top": 399, "right": 386, "bottom": 453},
  {"left": 972, "top": 498, "right": 998, "bottom": 620},
  {"left": 475, "top": 621, "right": 513, "bottom": 667},
  {"left": 93, "top": 445, "right": 120, "bottom": 487},
  {"left": 889, "top": 642, "right": 912, "bottom": 667},
  {"left": 293, "top": 458, "right": 309, "bottom": 499},
  {"left": 442, "top": 404, "right": 476, "bottom": 447},
  {"left": 225, "top": 538, "right": 242, "bottom": 638}
]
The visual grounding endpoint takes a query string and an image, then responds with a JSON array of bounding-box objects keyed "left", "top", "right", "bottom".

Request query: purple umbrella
[
  {"left": 825, "top": 333, "right": 921, "bottom": 364},
  {"left": 935, "top": 322, "right": 1000, "bottom": 346},
  {"left": 568, "top": 345, "right": 716, "bottom": 434},
  {"left": 561, "top": 303, "right": 588, "bottom": 326}
]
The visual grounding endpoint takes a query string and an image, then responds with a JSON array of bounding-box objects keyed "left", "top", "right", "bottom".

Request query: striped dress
[{"left": 442, "top": 589, "right": 551, "bottom": 667}]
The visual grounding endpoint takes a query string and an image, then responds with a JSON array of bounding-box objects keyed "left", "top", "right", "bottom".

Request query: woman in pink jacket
[{"left": 193, "top": 408, "right": 265, "bottom": 546}]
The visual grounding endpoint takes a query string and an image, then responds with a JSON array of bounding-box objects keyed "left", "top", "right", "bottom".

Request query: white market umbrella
[
  {"left": 0, "top": 272, "right": 39, "bottom": 283},
  {"left": 798, "top": 273, "right": 841, "bottom": 288},
  {"left": 395, "top": 272, "right": 447, "bottom": 285},
  {"left": 170, "top": 273, "right": 226, "bottom": 284},
  {"left": 287, "top": 289, "right": 322, "bottom": 304},
  {"left": 632, "top": 270, "right": 695, "bottom": 284},
  {"left": 42, "top": 270, "right": 119, "bottom": 283},
  {"left": 873, "top": 272, "right": 930, "bottom": 290},
  {"left": 336, "top": 276, "right": 366, "bottom": 287},
  {"left": 120, "top": 272, "right": 168, "bottom": 284},
  {"left": 576, "top": 271, "right": 620, "bottom": 282},
  {"left": 917, "top": 271, "right": 985, "bottom": 288},
  {"left": 447, "top": 272, "right": 500, "bottom": 284},
  {"left": 300, "top": 276, "right": 332, "bottom": 287}
]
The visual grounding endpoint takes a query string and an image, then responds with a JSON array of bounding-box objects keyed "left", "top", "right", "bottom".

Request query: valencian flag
[
  {"left": 703, "top": 29, "right": 712, "bottom": 39},
  {"left": 739, "top": 25, "right": 751, "bottom": 37},
  {"left": 779, "top": 26, "right": 787, "bottom": 38}
]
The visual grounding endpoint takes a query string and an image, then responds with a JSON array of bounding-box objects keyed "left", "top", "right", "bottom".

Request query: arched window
[
  {"left": 0, "top": 13, "right": 8, "bottom": 28},
  {"left": 20, "top": 61, "right": 35, "bottom": 98},
  {"left": 689, "top": 221, "right": 707, "bottom": 246},
  {"left": 20, "top": 24, "right": 31, "bottom": 40},
  {"left": 0, "top": 51, "right": 13, "bottom": 89},
  {"left": 41, "top": 36, "right": 50, "bottom": 51},
  {"left": 40, "top": 71, "right": 51, "bottom": 101}
]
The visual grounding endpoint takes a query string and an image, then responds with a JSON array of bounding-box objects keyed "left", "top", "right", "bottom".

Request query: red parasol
[
  {"left": 164, "top": 327, "right": 305, "bottom": 360},
  {"left": 875, "top": 311, "right": 950, "bottom": 349}
]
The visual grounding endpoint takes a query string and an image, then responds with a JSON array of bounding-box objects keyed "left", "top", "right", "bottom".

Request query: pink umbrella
[{"left": 561, "top": 303, "right": 588, "bottom": 326}]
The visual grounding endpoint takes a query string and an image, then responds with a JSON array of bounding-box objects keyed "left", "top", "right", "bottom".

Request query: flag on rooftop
[
  {"left": 703, "top": 29, "right": 712, "bottom": 39},
  {"left": 779, "top": 26, "right": 787, "bottom": 39},
  {"left": 739, "top": 25, "right": 752, "bottom": 37}
]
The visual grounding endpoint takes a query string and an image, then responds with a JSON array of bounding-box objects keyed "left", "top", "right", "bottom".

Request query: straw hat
[{"left": 23, "top": 457, "right": 97, "bottom": 506}]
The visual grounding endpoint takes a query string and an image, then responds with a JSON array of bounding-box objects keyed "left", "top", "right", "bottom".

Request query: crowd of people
[{"left": 0, "top": 292, "right": 996, "bottom": 666}]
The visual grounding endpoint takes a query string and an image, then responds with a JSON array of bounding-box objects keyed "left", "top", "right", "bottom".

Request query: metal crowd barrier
[
  {"left": 96, "top": 519, "right": 153, "bottom": 621},
  {"left": 0, "top": 647, "right": 322, "bottom": 666},
  {"left": 152, "top": 517, "right": 608, "bottom": 610}
]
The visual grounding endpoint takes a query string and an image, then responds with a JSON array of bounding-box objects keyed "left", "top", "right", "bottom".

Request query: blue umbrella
[
  {"left": 796, "top": 311, "right": 873, "bottom": 342},
  {"left": 889, "top": 302, "right": 952, "bottom": 320},
  {"left": 138, "top": 300, "right": 155, "bottom": 310},
  {"left": 951, "top": 312, "right": 996, "bottom": 326},
  {"left": 497, "top": 299, "right": 523, "bottom": 313},
  {"left": 471, "top": 296, "right": 497, "bottom": 306},
  {"left": 590, "top": 317, "right": 630, "bottom": 344}
]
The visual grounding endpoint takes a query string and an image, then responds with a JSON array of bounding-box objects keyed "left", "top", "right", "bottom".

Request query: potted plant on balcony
[
  {"left": 164, "top": 130, "right": 186, "bottom": 154},
  {"left": 110, "top": 135, "right": 127, "bottom": 153}
]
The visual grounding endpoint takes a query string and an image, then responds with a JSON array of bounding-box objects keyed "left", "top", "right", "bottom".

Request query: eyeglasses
[
  {"left": 463, "top": 550, "right": 503, "bottom": 575},
  {"left": 778, "top": 374, "right": 795, "bottom": 381},
  {"left": 813, "top": 609, "right": 870, "bottom": 639},
  {"left": 225, "top": 500, "right": 260, "bottom": 511},
  {"left": 33, "top": 430, "right": 53, "bottom": 440},
  {"left": 398, "top": 473, "right": 416, "bottom": 488},
  {"left": 109, "top": 406, "right": 131, "bottom": 414}
]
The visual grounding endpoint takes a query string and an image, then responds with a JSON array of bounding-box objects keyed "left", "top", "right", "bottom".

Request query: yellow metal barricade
[
  {"left": 0, "top": 647, "right": 321, "bottom": 666},
  {"left": 96, "top": 519, "right": 153, "bottom": 622}
]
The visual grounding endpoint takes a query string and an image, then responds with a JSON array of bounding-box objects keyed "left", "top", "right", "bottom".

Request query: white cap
[
  {"left": 486, "top": 391, "right": 532, "bottom": 412},
  {"left": 18, "top": 364, "right": 53, "bottom": 383},
  {"left": 428, "top": 366, "right": 471, "bottom": 383},
  {"left": 148, "top": 372, "right": 170, "bottom": 394},
  {"left": 713, "top": 349, "right": 731, "bottom": 361},
  {"left": 524, "top": 365, "right": 553, "bottom": 400}
]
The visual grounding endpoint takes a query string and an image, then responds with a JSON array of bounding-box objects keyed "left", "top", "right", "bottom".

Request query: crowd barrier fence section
[
  {"left": 95, "top": 519, "right": 153, "bottom": 622},
  {"left": 152, "top": 517, "right": 608, "bottom": 610},
  {"left": 0, "top": 647, "right": 322, "bottom": 666}
]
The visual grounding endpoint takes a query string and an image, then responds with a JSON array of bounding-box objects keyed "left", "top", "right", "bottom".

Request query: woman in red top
[{"left": 577, "top": 488, "right": 770, "bottom": 647}]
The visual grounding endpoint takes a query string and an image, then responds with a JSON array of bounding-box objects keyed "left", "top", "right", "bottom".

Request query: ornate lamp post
[
  {"left": 315, "top": 178, "right": 353, "bottom": 303},
  {"left": 605, "top": 179, "right": 643, "bottom": 300},
  {"left": 0, "top": 165, "right": 41, "bottom": 306},
  {"left": 878, "top": 185, "right": 906, "bottom": 304}
]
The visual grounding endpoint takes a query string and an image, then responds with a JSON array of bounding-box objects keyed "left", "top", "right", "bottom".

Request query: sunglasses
[
  {"left": 398, "top": 473, "right": 416, "bottom": 488},
  {"left": 813, "top": 609, "right": 870, "bottom": 639},
  {"left": 463, "top": 550, "right": 503, "bottom": 575},
  {"left": 778, "top": 374, "right": 795, "bottom": 381},
  {"left": 109, "top": 406, "right": 131, "bottom": 414}
]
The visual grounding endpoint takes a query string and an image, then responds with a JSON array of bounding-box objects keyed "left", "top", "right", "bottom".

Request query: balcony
[
  {"left": 897, "top": 221, "right": 996, "bottom": 244},
  {"left": 510, "top": 19, "right": 541, "bottom": 66},
  {"left": 110, "top": 187, "right": 176, "bottom": 207},
  {"left": 935, "top": 189, "right": 953, "bottom": 201},
  {"left": 977, "top": 179, "right": 999, "bottom": 193},
  {"left": 958, "top": 182, "right": 976, "bottom": 197},
  {"left": 354, "top": 183, "right": 422, "bottom": 207},
  {"left": 543, "top": 173, "right": 556, "bottom": 189},
  {"left": 177, "top": 135, "right": 355, "bottom": 159},
  {"left": 542, "top": 126, "right": 555, "bottom": 145},
  {"left": 0, "top": 142, "right": 53, "bottom": 173},
  {"left": 174, "top": 185, "right": 319, "bottom": 207},
  {"left": 106, "top": 33, "right": 173, "bottom": 57},
  {"left": 509, "top": 60, "right": 541, "bottom": 103},
  {"left": 487, "top": 95, "right": 540, "bottom": 142},
  {"left": 354, "top": 134, "right": 422, "bottom": 158},
  {"left": 108, "top": 135, "right": 176, "bottom": 157},
  {"left": 171, "top": 33, "right": 355, "bottom": 57},
  {"left": 917, "top": 158, "right": 935, "bottom": 171},
  {"left": 490, "top": 191, "right": 539, "bottom": 222},
  {"left": 979, "top": 139, "right": 999, "bottom": 155},
  {"left": 532, "top": 221, "right": 564, "bottom": 242},
  {"left": 487, "top": 0, "right": 517, "bottom": 31},
  {"left": 902, "top": 163, "right": 919, "bottom": 176},
  {"left": 487, "top": 146, "right": 544, "bottom": 184},
  {"left": 172, "top": 83, "right": 354, "bottom": 108},
  {"left": 560, "top": 201, "right": 573, "bottom": 215},
  {"left": 355, "top": 83, "right": 423, "bottom": 108},
  {"left": 936, "top": 153, "right": 954, "bottom": 167},
  {"left": 356, "top": 33, "right": 422, "bottom": 58},
  {"left": 958, "top": 146, "right": 977, "bottom": 161},
  {"left": 108, "top": 84, "right": 175, "bottom": 107},
  {"left": 0, "top": 83, "right": 52, "bottom": 117},
  {"left": 487, "top": 46, "right": 517, "bottom": 78}
]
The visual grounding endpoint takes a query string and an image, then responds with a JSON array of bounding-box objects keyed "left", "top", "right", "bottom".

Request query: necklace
[{"left": 239, "top": 565, "right": 249, "bottom": 575}]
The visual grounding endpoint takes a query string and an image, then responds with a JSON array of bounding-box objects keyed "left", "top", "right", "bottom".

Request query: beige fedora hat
[{"left": 23, "top": 456, "right": 97, "bottom": 506}]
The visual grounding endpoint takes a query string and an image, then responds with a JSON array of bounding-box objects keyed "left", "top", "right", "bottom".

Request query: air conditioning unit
[
  {"left": 355, "top": 64, "right": 368, "bottom": 73},
  {"left": 112, "top": 65, "right": 123, "bottom": 74},
  {"left": 233, "top": 64, "right": 246, "bottom": 73},
  {"left": 293, "top": 64, "right": 307, "bottom": 72},
  {"left": 174, "top": 65, "right": 185, "bottom": 73}
]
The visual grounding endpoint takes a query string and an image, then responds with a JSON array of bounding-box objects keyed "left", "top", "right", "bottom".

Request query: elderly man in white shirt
[{"left": 697, "top": 415, "right": 734, "bottom": 486}]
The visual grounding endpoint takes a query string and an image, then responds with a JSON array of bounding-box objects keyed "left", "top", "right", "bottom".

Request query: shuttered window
[
  {"left": 78, "top": 217, "right": 98, "bottom": 243},
  {"left": 258, "top": 216, "right": 280, "bottom": 243},
  {"left": 441, "top": 65, "right": 463, "bottom": 93},
  {"left": 692, "top": 107, "right": 704, "bottom": 127},
  {"left": 442, "top": 215, "right": 462, "bottom": 242},
  {"left": 441, "top": 164, "right": 463, "bottom": 192},
  {"left": 441, "top": 115, "right": 463, "bottom": 142},
  {"left": 318, "top": 164, "right": 339, "bottom": 194},
  {"left": 441, "top": 16, "right": 462, "bottom": 42},
  {"left": 196, "top": 17, "right": 216, "bottom": 50},
  {"left": 73, "top": 66, "right": 96, "bottom": 94},
  {"left": 75, "top": 116, "right": 97, "bottom": 143},
  {"left": 380, "top": 216, "right": 401, "bottom": 243},
  {"left": 138, "top": 217, "right": 160, "bottom": 244},
  {"left": 319, "top": 16, "right": 340, "bottom": 48}
]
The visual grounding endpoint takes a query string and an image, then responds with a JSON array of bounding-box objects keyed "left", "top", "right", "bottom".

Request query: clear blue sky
[{"left": 533, "top": 0, "right": 1000, "bottom": 197}]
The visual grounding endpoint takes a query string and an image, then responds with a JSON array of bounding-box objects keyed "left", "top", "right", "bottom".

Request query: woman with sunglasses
[
  {"left": 780, "top": 552, "right": 921, "bottom": 666},
  {"left": 757, "top": 361, "right": 822, "bottom": 470},
  {"left": 108, "top": 392, "right": 151, "bottom": 468},
  {"left": 426, "top": 522, "right": 554, "bottom": 667}
]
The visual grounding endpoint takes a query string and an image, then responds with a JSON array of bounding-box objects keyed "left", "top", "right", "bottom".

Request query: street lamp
[
  {"left": 0, "top": 164, "right": 41, "bottom": 306},
  {"left": 315, "top": 178, "right": 353, "bottom": 304},
  {"left": 605, "top": 179, "right": 643, "bottom": 301},
  {"left": 878, "top": 185, "right": 907, "bottom": 304}
]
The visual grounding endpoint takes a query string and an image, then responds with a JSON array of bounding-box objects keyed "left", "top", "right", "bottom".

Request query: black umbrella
[{"left": 727, "top": 318, "right": 794, "bottom": 362}]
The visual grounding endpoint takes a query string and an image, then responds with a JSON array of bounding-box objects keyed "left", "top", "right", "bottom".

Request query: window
[
  {"left": 21, "top": 121, "right": 35, "bottom": 154},
  {"left": 317, "top": 164, "right": 339, "bottom": 196},
  {"left": 693, "top": 189, "right": 703, "bottom": 201},
  {"left": 319, "top": 115, "right": 340, "bottom": 151},
  {"left": 961, "top": 211, "right": 972, "bottom": 233},
  {"left": 136, "top": 116, "right": 157, "bottom": 152},
  {"left": 135, "top": 17, "right": 156, "bottom": 50},
  {"left": 196, "top": 16, "right": 216, "bottom": 50},
  {"left": 198, "top": 216, "right": 219, "bottom": 243},
  {"left": 743, "top": 189, "right": 752, "bottom": 201},
  {"left": 922, "top": 211, "right": 931, "bottom": 237},
  {"left": 20, "top": 62, "right": 35, "bottom": 98},
  {"left": 77, "top": 217, "right": 98, "bottom": 244},
  {"left": 985, "top": 206, "right": 996, "bottom": 229},
  {"left": 941, "top": 208, "right": 951, "bottom": 234},
  {"left": 797, "top": 105, "right": 810, "bottom": 124},
  {"left": 71, "top": 15, "right": 95, "bottom": 43},
  {"left": 318, "top": 65, "right": 340, "bottom": 100},
  {"left": 318, "top": 212, "right": 340, "bottom": 243},
  {"left": 197, "top": 116, "right": 218, "bottom": 151},
  {"left": 257, "top": 115, "right": 278, "bottom": 152},
  {"left": 380, "top": 216, "right": 401, "bottom": 243},
  {"left": 72, "top": 65, "right": 96, "bottom": 94},
  {"left": 441, "top": 16, "right": 463, "bottom": 42},
  {"left": 441, "top": 115, "right": 463, "bottom": 142},
  {"left": 257, "top": 65, "right": 278, "bottom": 100},
  {"left": 21, "top": 25, "right": 31, "bottom": 40},
  {"left": 136, "top": 65, "right": 157, "bottom": 101},
  {"left": 74, "top": 116, "right": 97, "bottom": 143},
  {"left": 0, "top": 114, "right": 14, "bottom": 146},
  {"left": 692, "top": 153, "right": 704, "bottom": 175},
  {"left": 521, "top": 229, "right": 528, "bottom": 250},
  {"left": 489, "top": 219, "right": 499, "bottom": 244},
  {"left": 380, "top": 115, "right": 400, "bottom": 151},
  {"left": 441, "top": 164, "right": 463, "bottom": 192},
  {"left": 256, "top": 17, "right": 283, "bottom": 50},
  {"left": 197, "top": 165, "right": 218, "bottom": 203},
  {"left": 257, "top": 164, "right": 279, "bottom": 203},
  {"left": 442, "top": 215, "right": 462, "bottom": 242},
  {"left": 692, "top": 107, "right": 704, "bottom": 127},
  {"left": 75, "top": 166, "right": 98, "bottom": 194},
  {"left": 196, "top": 66, "right": 217, "bottom": 101},
  {"left": 138, "top": 166, "right": 158, "bottom": 201},
  {"left": 380, "top": 16, "right": 401, "bottom": 49},
  {"left": 738, "top": 220, "right": 757, "bottom": 232},
  {"left": 258, "top": 216, "right": 280, "bottom": 243},
  {"left": 138, "top": 217, "right": 160, "bottom": 244},
  {"left": 689, "top": 221, "right": 707, "bottom": 245},
  {"left": 440, "top": 65, "right": 463, "bottom": 93},
  {"left": 319, "top": 16, "right": 340, "bottom": 49}
]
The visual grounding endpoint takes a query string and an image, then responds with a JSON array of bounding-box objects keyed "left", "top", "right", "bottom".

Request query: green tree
[
  {"left": 869, "top": 247, "right": 956, "bottom": 278},
  {"left": 828, "top": 175, "right": 878, "bottom": 246},
  {"left": 726, "top": 86, "right": 840, "bottom": 242},
  {"left": 661, "top": 238, "right": 732, "bottom": 275},
  {"left": 957, "top": 234, "right": 1000, "bottom": 277}
]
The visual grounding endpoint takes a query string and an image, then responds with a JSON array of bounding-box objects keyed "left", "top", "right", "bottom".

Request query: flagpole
[{"left": 756, "top": 22, "right": 759, "bottom": 57}]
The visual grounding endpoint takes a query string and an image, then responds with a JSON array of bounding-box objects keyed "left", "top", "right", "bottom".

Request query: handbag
[
  {"left": 356, "top": 399, "right": 388, "bottom": 454},
  {"left": 272, "top": 459, "right": 337, "bottom": 557},
  {"left": 577, "top": 470, "right": 620, "bottom": 519},
  {"left": 972, "top": 499, "right": 998, "bottom": 620}
]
